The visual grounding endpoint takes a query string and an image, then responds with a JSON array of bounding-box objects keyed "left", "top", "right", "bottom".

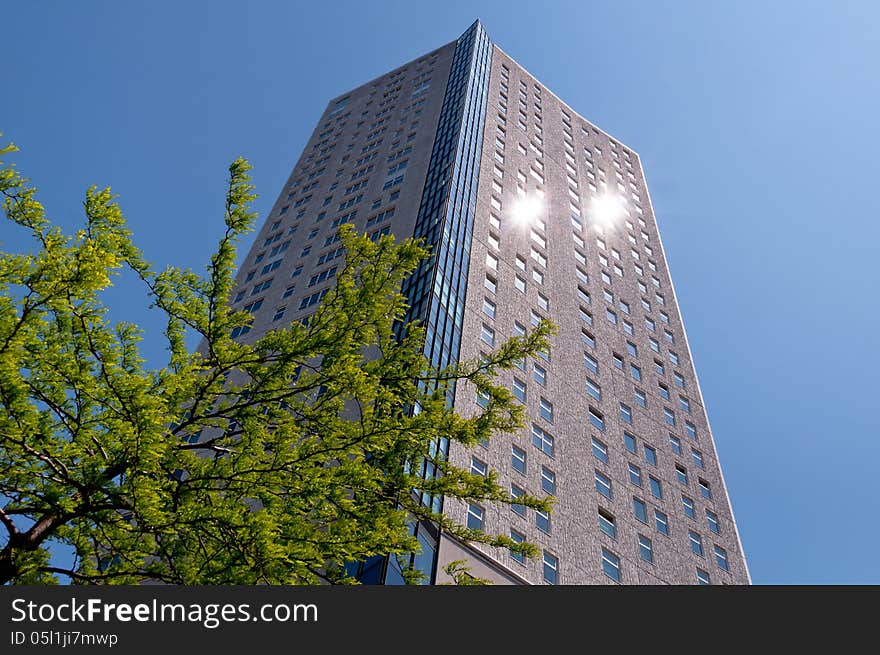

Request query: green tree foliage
[{"left": 0, "top": 140, "right": 554, "bottom": 584}]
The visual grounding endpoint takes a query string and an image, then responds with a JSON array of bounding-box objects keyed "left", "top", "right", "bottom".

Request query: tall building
[{"left": 230, "top": 20, "right": 749, "bottom": 585}]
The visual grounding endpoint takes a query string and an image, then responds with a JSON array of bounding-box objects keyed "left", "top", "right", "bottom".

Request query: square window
[
  {"left": 633, "top": 497, "right": 648, "bottom": 523},
  {"left": 591, "top": 437, "right": 608, "bottom": 463},
  {"left": 511, "top": 485, "right": 526, "bottom": 516},
  {"left": 697, "top": 568, "right": 711, "bottom": 585},
  {"left": 589, "top": 407, "right": 606, "bottom": 431},
  {"left": 471, "top": 457, "right": 487, "bottom": 477},
  {"left": 481, "top": 324, "right": 495, "bottom": 347},
  {"left": 676, "top": 465, "right": 689, "bottom": 486},
  {"left": 584, "top": 353, "right": 599, "bottom": 375},
  {"left": 707, "top": 510, "right": 721, "bottom": 535},
  {"left": 655, "top": 510, "right": 669, "bottom": 536},
  {"left": 682, "top": 495, "right": 696, "bottom": 519},
  {"left": 510, "top": 530, "right": 526, "bottom": 564},
  {"left": 601, "top": 548, "right": 621, "bottom": 582},
  {"left": 639, "top": 535, "right": 654, "bottom": 563},
  {"left": 532, "top": 424, "right": 554, "bottom": 456},
  {"left": 629, "top": 463, "right": 643, "bottom": 487},
  {"left": 467, "top": 504, "right": 484, "bottom": 530},
  {"left": 595, "top": 470, "right": 613, "bottom": 499},
  {"left": 586, "top": 377, "right": 602, "bottom": 401},
  {"left": 512, "top": 445, "right": 526, "bottom": 474},
  {"left": 699, "top": 479, "right": 712, "bottom": 500},
  {"left": 598, "top": 509, "right": 617, "bottom": 539},
  {"left": 513, "top": 378, "right": 527, "bottom": 403},
  {"left": 541, "top": 466, "right": 556, "bottom": 494},
  {"left": 482, "top": 297, "right": 496, "bottom": 318},
  {"left": 536, "top": 509, "right": 551, "bottom": 533},
  {"left": 543, "top": 551, "right": 559, "bottom": 584},
  {"left": 533, "top": 363, "right": 547, "bottom": 386}
]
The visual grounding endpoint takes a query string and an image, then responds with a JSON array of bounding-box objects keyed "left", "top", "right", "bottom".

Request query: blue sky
[{"left": 2, "top": 1, "right": 878, "bottom": 584}]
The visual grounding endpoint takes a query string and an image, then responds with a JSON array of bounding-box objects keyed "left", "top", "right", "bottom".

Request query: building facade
[{"left": 229, "top": 20, "right": 749, "bottom": 585}]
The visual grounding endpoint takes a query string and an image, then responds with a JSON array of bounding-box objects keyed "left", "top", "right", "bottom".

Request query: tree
[{"left": 0, "top": 139, "right": 554, "bottom": 585}]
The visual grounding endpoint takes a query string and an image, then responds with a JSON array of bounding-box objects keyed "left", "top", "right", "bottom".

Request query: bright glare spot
[
  {"left": 510, "top": 195, "right": 544, "bottom": 225},
  {"left": 591, "top": 194, "right": 623, "bottom": 230}
]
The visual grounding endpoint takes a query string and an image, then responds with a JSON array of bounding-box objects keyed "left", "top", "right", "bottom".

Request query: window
[
  {"left": 484, "top": 274, "right": 497, "bottom": 294},
  {"left": 626, "top": 341, "right": 638, "bottom": 357},
  {"left": 707, "top": 510, "right": 721, "bottom": 534},
  {"left": 613, "top": 353, "right": 624, "bottom": 370},
  {"left": 592, "top": 546, "right": 622, "bottom": 587},
  {"left": 649, "top": 476, "right": 663, "bottom": 499},
  {"left": 584, "top": 353, "right": 599, "bottom": 375},
  {"left": 512, "top": 445, "right": 526, "bottom": 474},
  {"left": 624, "top": 432, "right": 637, "bottom": 454},
  {"left": 510, "top": 530, "right": 526, "bottom": 564},
  {"left": 714, "top": 545, "right": 729, "bottom": 571},
  {"left": 630, "top": 364, "right": 641, "bottom": 382},
  {"left": 582, "top": 329, "right": 596, "bottom": 349},
  {"left": 655, "top": 510, "right": 669, "bottom": 536},
  {"left": 697, "top": 568, "right": 711, "bottom": 585},
  {"left": 644, "top": 445, "right": 657, "bottom": 466},
  {"left": 682, "top": 495, "right": 696, "bottom": 519},
  {"left": 589, "top": 407, "right": 606, "bottom": 431},
  {"left": 515, "top": 275, "right": 526, "bottom": 293},
  {"left": 664, "top": 407, "right": 676, "bottom": 426},
  {"left": 595, "top": 470, "right": 613, "bottom": 499},
  {"left": 628, "top": 463, "right": 642, "bottom": 486},
  {"left": 533, "top": 363, "right": 547, "bottom": 386},
  {"left": 638, "top": 535, "right": 654, "bottom": 563},
  {"left": 471, "top": 457, "right": 487, "bottom": 477},
  {"left": 586, "top": 377, "right": 602, "bottom": 401},
  {"left": 633, "top": 497, "right": 648, "bottom": 523},
  {"left": 543, "top": 552, "right": 559, "bottom": 584},
  {"left": 635, "top": 388, "right": 647, "bottom": 408},
  {"left": 598, "top": 508, "right": 616, "bottom": 539},
  {"left": 511, "top": 485, "right": 526, "bottom": 516},
  {"left": 676, "top": 465, "right": 689, "bottom": 485},
  {"left": 541, "top": 466, "right": 556, "bottom": 494},
  {"left": 649, "top": 337, "right": 660, "bottom": 353},
  {"left": 689, "top": 531, "right": 704, "bottom": 556},
  {"left": 679, "top": 394, "right": 690, "bottom": 413},
  {"left": 482, "top": 297, "right": 496, "bottom": 318},
  {"left": 606, "top": 308, "right": 617, "bottom": 325},
  {"left": 669, "top": 434, "right": 682, "bottom": 455},
  {"left": 512, "top": 378, "right": 526, "bottom": 402},
  {"left": 536, "top": 509, "right": 551, "bottom": 533},
  {"left": 654, "top": 359, "right": 664, "bottom": 375},
  {"left": 591, "top": 437, "right": 608, "bottom": 463},
  {"left": 486, "top": 252, "right": 498, "bottom": 270},
  {"left": 619, "top": 403, "right": 633, "bottom": 425},
  {"left": 481, "top": 324, "right": 495, "bottom": 346},
  {"left": 467, "top": 504, "right": 484, "bottom": 531},
  {"left": 699, "top": 479, "right": 712, "bottom": 500},
  {"left": 686, "top": 421, "right": 698, "bottom": 441},
  {"left": 692, "top": 449, "right": 705, "bottom": 469},
  {"left": 532, "top": 425, "right": 554, "bottom": 456}
]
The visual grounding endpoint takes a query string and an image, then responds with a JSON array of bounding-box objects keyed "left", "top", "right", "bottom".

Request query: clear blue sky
[{"left": 2, "top": 1, "right": 878, "bottom": 584}]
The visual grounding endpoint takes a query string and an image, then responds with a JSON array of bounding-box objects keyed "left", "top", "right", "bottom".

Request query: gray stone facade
[{"left": 229, "top": 23, "right": 749, "bottom": 586}]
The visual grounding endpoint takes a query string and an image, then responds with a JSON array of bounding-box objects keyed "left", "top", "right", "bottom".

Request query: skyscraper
[{"left": 230, "top": 20, "right": 749, "bottom": 585}]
